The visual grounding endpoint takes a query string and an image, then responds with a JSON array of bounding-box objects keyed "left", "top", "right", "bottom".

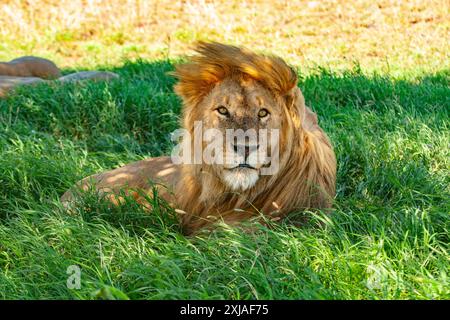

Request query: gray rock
[
  {"left": 0, "top": 71, "right": 119, "bottom": 98},
  {"left": 58, "top": 71, "right": 119, "bottom": 82},
  {"left": 0, "top": 76, "right": 45, "bottom": 97}
]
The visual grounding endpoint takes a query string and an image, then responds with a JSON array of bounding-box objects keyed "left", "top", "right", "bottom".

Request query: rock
[
  {"left": 58, "top": 71, "right": 119, "bottom": 82},
  {"left": 0, "top": 56, "right": 61, "bottom": 79},
  {"left": 0, "top": 76, "right": 45, "bottom": 97},
  {"left": 0, "top": 65, "right": 119, "bottom": 97}
]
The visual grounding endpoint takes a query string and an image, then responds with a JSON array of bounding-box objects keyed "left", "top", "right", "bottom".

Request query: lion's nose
[{"left": 232, "top": 143, "right": 260, "bottom": 159}]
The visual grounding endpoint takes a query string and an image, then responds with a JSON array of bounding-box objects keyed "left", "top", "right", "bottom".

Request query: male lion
[{"left": 61, "top": 42, "right": 336, "bottom": 235}]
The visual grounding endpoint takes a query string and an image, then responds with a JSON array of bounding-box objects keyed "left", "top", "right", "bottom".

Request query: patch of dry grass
[{"left": 0, "top": 0, "right": 448, "bottom": 73}]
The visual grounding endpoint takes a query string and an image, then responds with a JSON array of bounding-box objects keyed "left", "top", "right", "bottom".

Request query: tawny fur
[
  {"left": 61, "top": 42, "right": 336, "bottom": 235},
  {"left": 0, "top": 56, "right": 61, "bottom": 79}
]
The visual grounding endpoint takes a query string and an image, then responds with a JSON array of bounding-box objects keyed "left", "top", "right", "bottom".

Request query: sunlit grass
[{"left": 0, "top": 0, "right": 448, "bottom": 73}]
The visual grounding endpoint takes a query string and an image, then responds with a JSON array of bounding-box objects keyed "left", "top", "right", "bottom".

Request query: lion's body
[
  {"left": 0, "top": 57, "right": 120, "bottom": 98},
  {"left": 61, "top": 42, "right": 336, "bottom": 234},
  {"left": 0, "top": 56, "right": 61, "bottom": 79}
]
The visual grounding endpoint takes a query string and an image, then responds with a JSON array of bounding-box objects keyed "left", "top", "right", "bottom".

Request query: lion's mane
[{"left": 172, "top": 42, "right": 336, "bottom": 234}]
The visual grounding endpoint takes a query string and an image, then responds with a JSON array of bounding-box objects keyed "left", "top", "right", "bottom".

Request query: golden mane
[
  {"left": 172, "top": 42, "right": 337, "bottom": 234},
  {"left": 172, "top": 41, "right": 298, "bottom": 106}
]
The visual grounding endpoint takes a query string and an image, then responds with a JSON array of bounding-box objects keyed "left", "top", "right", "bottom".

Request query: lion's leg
[{"left": 60, "top": 156, "right": 180, "bottom": 209}]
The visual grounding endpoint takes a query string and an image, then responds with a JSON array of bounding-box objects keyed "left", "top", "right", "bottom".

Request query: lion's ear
[{"left": 284, "top": 86, "right": 306, "bottom": 129}]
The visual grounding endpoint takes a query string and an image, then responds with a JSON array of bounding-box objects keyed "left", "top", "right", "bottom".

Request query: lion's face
[
  {"left": 196, "top": 76, "right": 288, "bottom": 191},
  {"left": 174, "top": 42, "right": 302, "bottom": 193}
]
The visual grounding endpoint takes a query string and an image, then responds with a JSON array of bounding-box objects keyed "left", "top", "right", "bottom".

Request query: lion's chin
[{"left": 222, "top": 168, "right": 259, "bottom": 191}]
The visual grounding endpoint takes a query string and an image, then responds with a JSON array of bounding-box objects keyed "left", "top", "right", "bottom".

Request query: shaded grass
[{"left": 0, "top": 61, "right": 448, "bottom": 299}]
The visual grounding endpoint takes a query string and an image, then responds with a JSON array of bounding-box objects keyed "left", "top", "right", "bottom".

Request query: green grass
[{"left": 0, "top": 60, "right": 449, "bottom": 299}]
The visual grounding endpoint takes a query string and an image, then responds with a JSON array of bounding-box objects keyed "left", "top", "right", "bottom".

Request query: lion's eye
[
  {"left": 216, "top": 106, "right": 229, "bottom": 116},
  {"left": 258, "top": 108, "right": 270, "bottom": 118}
]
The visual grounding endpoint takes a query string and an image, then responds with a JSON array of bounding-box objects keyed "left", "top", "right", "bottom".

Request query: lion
[
  {"left": 0, "top": 56, "right": 62, "bottom": 97},
  {"left": 0, "top": 56, "right": 119, "bottom": 98},
  {"left": 0, "top": 56, "right": 61, "bottom": 79},
  {"left": 61, "top": 42, "right": 336, "bottom": 235}
]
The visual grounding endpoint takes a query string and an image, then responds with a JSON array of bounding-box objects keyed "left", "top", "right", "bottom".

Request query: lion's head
[{"left": 172, "top": 42, "right": 336, "bottom": 233}]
